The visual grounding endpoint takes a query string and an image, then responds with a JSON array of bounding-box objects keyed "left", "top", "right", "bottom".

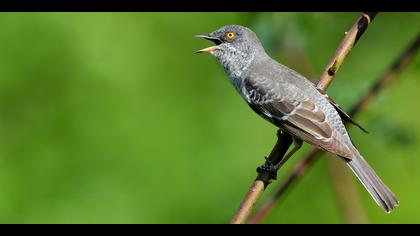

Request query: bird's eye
[{"left": 226, "top": 32, "right": 235, "bottom": 39}]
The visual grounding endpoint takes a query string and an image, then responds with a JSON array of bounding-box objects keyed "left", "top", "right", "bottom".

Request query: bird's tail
[{"left": 345, "top": 151, "right": 399, "bottom": 213}]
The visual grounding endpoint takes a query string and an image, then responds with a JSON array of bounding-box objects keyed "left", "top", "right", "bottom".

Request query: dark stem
[{"left": 348, "top": 33, "right": 420, "bottom": 117}]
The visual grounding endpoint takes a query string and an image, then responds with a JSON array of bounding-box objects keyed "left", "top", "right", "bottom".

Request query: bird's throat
[{"left": 215, "top": 48, "right": 255, "bottom": 91}]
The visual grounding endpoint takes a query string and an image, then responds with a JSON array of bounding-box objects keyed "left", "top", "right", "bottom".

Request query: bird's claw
[{"left": 257, "top": 158, "right": 278, "bottom": 181}]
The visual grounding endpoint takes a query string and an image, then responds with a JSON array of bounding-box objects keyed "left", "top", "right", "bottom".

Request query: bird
[{"left": 195, "top": 25, "right": 398, "bottom": 213}]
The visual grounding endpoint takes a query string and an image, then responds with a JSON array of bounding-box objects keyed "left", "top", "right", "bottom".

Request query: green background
[{"left": 0, "top": 12, "right": 419, "bottom": 223}]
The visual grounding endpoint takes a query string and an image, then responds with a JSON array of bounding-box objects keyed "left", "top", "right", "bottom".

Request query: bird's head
[{"left": 196, "top": 25, "right": 265, "bottom": 75}]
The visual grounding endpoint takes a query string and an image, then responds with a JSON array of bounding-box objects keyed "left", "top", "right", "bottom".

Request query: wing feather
[
  {"left": 243, "top": 77, "right": 353, "bottom": 158},
  {"left": 318, "top": 89, "right": 369, "bottom": 133}
]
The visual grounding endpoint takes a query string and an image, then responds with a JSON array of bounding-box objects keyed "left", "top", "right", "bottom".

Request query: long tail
[{"left": 345, "top": 151, "right": 399, "bottom": 213}]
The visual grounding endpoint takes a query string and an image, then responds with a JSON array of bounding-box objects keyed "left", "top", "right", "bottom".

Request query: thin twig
[
  {"left": 249, "top": 33, "right": 420, "bottom": 224},
  {"left": 316, "top": 12, "right": 377, "bottom": 91},
  {"left": 230, "top": 12, "right": 377, "bottom": 224}
]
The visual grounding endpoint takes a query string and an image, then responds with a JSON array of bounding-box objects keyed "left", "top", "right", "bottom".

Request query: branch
[
  {"left": 249, "top": 32, "right": 420, "bottom": 224},
  {"left": 316, "top": 12, "right": 377, "bottom": 91},
  {"left": 230, "top": 130, "right": 292, "bottom": 224},
  {"left": 230, "top": 12, "right": 377, "bottom": 224}
]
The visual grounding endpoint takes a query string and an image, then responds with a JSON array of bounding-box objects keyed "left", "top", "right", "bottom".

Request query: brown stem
[
  {"left": 248, "top": 148, "right": 321, "bottom": 224},
  {"left": 326, "top": 154, "right": 368, "bottom": 224},
  {"left": 248, "top": 32, "right": 420, "bottom": 224},
  {"left": 316, "top": 12, "right": 377, "bottom": 91},
  {"left": 230, "top": 130, "right": 292, "bottom": 224},
  {"left": 230, "top": 12, "right": 377, "bottom": 224},
  {"left": 229, "top": 180, "right": 265, "bottom": 224},
  {"left": 348, "top": 33, "right": 420, "bottom": 117}
]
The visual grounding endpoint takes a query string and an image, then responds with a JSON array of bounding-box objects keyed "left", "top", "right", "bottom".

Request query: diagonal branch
[
  {"left": 249, "top": 33, "right": 420, "bottom": 224},
  {"left": 230, "top": 12, "right": 377, "bottom": 224},
  {"left": 316, "top": 12, "right": 377, "bottom": 91}
]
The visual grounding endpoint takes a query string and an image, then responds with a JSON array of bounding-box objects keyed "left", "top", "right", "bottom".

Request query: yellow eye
[{"left": 226, "top": 32, "right": 235, "bottom": 39}]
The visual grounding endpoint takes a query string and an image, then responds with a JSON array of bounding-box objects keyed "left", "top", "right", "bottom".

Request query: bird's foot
[{"left": 256, "top": 157, "right": 278, "bottom": 181}]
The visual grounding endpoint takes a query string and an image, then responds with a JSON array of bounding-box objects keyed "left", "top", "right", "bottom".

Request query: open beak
[{"left": 195, "top": 34, "right": 222, "bottom": 53}]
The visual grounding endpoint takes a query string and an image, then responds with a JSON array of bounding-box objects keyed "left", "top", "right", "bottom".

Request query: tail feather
[{"left": 346, "top": 152, "right": 398, "bottom": 213}]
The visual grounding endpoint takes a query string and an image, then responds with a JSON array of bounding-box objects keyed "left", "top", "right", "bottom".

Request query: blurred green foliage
[{"left": 0, "top": 12, "right": 419, "bottom": 223}]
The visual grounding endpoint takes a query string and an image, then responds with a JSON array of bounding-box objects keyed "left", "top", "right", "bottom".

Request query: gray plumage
[{"left": 197, "top": 25, "right": 398, "bottom": 212}]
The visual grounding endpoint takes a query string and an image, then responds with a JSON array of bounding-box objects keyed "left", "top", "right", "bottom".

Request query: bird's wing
[
  {"left": 243, "top": 77, "right": 353, "bottom": 158},
  {"left": 318, "top": 90, "right": 369, "bottom": 133}
]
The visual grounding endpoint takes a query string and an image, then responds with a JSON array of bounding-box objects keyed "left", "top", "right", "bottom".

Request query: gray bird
[{"left": 196, "top": 25, "right": 398, "bottom": 212}]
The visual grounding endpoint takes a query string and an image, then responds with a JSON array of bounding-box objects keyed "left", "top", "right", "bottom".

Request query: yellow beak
[
  {"left": 196, "top": 46, "right": 219, "bottom": 53},
  {"left": 195, "top": 34, "right": 222, "bottom": 53}
]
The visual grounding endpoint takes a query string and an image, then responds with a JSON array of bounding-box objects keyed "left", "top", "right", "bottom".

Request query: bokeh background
[{"left": 0, "top": 12, "right": 419, "bottom": 223}]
